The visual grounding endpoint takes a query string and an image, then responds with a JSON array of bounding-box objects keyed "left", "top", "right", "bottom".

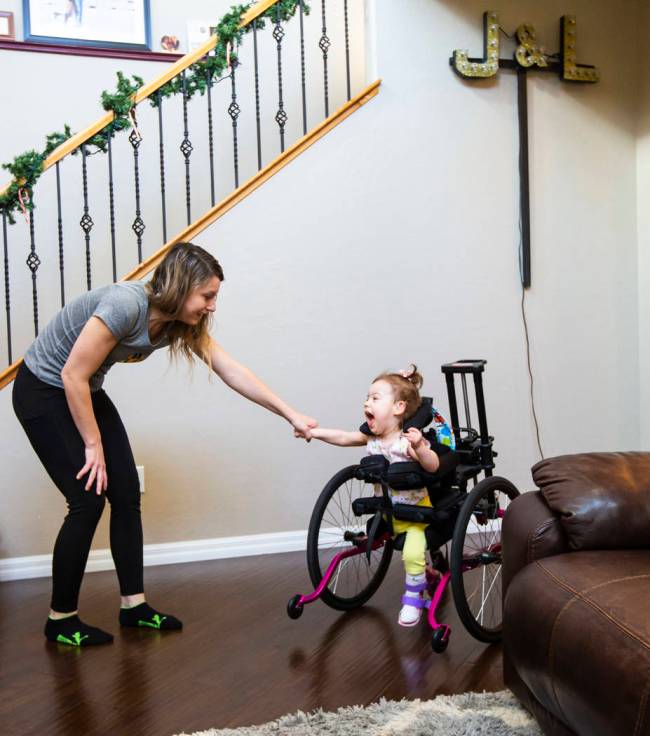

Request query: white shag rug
[{"left": 174, "top": 690, "right": 542, "bottom": 736}]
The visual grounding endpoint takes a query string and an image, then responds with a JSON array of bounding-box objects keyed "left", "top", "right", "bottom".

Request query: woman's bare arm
[
  {"left": 205, "top": 338, "right": 317, "bottom": 438},
  {"left": 61, "top": 317, "right": 118, "bottom": 493}
]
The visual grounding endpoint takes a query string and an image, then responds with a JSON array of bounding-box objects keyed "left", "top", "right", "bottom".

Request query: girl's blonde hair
[
  {"left": 373, "top": 364, "right": 423, "bottom": 423},
  {"left": 145, "top": 242, "right": 224, "bottom": 366}
]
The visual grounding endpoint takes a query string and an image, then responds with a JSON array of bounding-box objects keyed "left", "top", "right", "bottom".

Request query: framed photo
[
  {"left": 0, "top": 11, "right": 15, "bottom": 39},
  {"left": 23, "top": 0, "right": 151, "bottom": 50},
  {"left": 160, "top": 34, "right": 180, "bottom": 53}
]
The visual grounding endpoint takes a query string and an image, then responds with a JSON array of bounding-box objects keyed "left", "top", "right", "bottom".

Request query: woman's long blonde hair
[{"left": 145, "top": 242, "right": 224, "bottom": 366}]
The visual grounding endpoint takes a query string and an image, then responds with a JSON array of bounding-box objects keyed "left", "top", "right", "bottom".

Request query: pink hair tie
[{"left": 18, "top": 188, "right": 31, "bottom": 225}]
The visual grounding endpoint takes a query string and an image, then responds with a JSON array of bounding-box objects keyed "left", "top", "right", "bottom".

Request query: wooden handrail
[
  {"left": 0, "top": 79, "right": 381, "bottom": 390},
  {"left": 1, "top": 358, "right": 22, "bottom": 391},
  {"left": 0, "top": 0, "right": 279, "bottom": 199}
]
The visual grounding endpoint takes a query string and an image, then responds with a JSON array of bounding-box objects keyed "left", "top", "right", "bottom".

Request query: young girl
[{"left": 308, "top": 365, "right": 440, "bottom": 627}]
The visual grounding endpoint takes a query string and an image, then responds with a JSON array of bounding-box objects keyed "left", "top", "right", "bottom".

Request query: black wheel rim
[
  {"left": 452, "top": 477, "right": 519, "bottom": 639},
  {"left": 309, "top": 469, "right": 391, "bottom": 604}
]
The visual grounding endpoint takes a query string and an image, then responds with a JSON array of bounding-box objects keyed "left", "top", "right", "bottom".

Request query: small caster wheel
[
  {"left": 287, "top": 594, "right": 304, "bottom": 620},
  {"left": 431, "top": 626, "right": 449, "bottom": 654}
]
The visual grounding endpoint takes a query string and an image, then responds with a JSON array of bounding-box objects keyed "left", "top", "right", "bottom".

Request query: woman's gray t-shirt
[{"left": 24, "top": 282, "right": 169, "bottom": 392}]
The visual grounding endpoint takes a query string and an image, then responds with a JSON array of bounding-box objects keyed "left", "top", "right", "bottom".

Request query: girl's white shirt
[{"left": 366, "top": 435, "right": 428, "bottom": 505}]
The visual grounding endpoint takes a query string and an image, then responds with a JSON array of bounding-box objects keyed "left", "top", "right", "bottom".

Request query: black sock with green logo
[
  {"left": 119, "top": 602, "right": 182, "bottom": 630},
  {"left": 45, "top": 615, "right": 113, "bottom": 646}
]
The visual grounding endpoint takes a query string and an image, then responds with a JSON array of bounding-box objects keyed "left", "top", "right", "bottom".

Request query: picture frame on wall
[
  {"left": 23, "top": 0, "right": 151, "bottom": 50},
  {"left": 0, "top": 11, "right": 15, "bottom": 39}
]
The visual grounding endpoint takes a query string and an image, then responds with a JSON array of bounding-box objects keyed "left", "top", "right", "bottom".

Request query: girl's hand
[
  {"left": 404, "top": 429, "right": 439, "bottom": 472},
  {"left": 290, "top": 412, "right": 319, "bottom": 441},
  {"left": 403, "top": 427, "right": 424, "bottom": 449},
  {"left": 76, "top": 441, "right": 108, "bottom": 495}
]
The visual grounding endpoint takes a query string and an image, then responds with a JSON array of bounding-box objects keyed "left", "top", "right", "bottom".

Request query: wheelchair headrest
[
  {"left": 359, "top": 396, "right": 434, "bottom": 436},
  {"left": 404, "top": 396, "right": 434, "bottom": 431}
]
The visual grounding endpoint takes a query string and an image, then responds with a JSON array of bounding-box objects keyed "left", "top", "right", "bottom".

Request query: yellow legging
[{"left": 392, "top": 496, "right": 432, "bottom": 576}]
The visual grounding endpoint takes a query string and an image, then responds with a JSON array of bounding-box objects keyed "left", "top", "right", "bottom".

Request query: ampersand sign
[{"left": 515, "top": 24, "right": 548, "bottom": 68}]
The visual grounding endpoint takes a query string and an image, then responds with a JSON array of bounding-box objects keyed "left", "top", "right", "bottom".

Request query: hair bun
[
  {"left": 397, "top": 364, "right": 416, "bottom": 379},
  {"left": 397, "top": 364, "right": 423, "bottom": 390}
]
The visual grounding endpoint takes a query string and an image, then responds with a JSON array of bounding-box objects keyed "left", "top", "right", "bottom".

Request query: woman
[{"left": 12, "top": 242, "right": 317, "bottom": 647}]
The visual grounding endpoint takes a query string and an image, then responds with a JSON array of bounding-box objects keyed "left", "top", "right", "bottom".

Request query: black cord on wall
[{"left": 519, "top": 218, "right": 545, "bottom": 460}]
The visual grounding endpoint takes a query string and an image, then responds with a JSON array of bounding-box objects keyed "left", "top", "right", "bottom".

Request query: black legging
[{"left": 12, "top": 363, "right": 143, "bottom": 612}]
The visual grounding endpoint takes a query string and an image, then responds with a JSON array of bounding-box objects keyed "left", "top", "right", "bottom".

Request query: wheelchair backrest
[
  {"left": 404, "top": 397, "right": 456, "bottom": 451},
  {"left": 360, "top": 396, "right": 456, "bottom": 451}
]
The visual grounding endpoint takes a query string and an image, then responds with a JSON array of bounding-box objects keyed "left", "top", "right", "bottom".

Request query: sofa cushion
[
  {"left": 531, "top": 452, "right": 650, "bottom": 550},
  {"left": 504, "top": 550, "right": 650, "bottom": 736}
]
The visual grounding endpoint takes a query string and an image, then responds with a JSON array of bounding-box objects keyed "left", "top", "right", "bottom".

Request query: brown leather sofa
[{"left": 502, "top": 452, "right": 650, "bottom": 736}]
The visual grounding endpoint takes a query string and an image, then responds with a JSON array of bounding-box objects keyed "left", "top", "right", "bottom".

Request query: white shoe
[
  {"left": 398, "top": 573, "right": 427, "bottom": 627},
  {"left": 398, "top": 601, "right": 423, "bottom": 627}
]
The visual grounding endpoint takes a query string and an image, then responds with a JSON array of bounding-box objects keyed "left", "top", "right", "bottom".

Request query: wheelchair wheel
[
  {"left": 450, "top": 475, "right": 519, "bottom": 643},
  {"left": 307, "top": 465, "right": 393, "bottom": 611}
]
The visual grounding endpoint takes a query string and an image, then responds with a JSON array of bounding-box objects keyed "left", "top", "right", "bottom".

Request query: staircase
[{"left": 0, "top": 0, "right": 379, "bottom": 389}]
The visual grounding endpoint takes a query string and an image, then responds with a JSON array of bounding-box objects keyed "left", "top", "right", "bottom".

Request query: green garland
[
  {"left": 153, "top": 0, "right": 307, "bottom": 105},
  {"left": 0, "top": 1, "right": 308, "bottom": 224},
  {"left": 0, "top": 71, "right": 144, "bottom": 223},
  {"left": 90, "top": 71, "right": 145, "bottom": 152},
  {"left": 0, "top": 127, "right": 73, "bottom": 224}
]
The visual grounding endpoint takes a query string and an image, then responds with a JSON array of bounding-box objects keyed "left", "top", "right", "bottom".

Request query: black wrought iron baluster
[
  {"left": 299, "top": 0, "right": 307, "bottom": 134},
  {"left": 320, "top": 0, "right": 331, "bottom": 117},
  {"left": 274, "top": 4, "right": 287, "bottom": 153},
  {"left": 206, "top": 69, "right": 216, "bottom": 206},
  {"left": 55, "top": 162, "right": 65, "bottom": 305},
  {"left": 157, "top": 91, "right": 168, "bottom": 243},
  {"left": 26, "top": 205, "right": 41, "bottom": 337},
  {"left": 107, "top": 136, "right": 117, "bottom": 282},
  {"left": 129, "top": 121, "right": 145, "bottom": 264},
  {"left": 344, "top": 0, "right": 351, "bottom": 101},
  {"left": 180, "top": 71, "right": 193, "bottom": 225},
  {"left": 2, "top": 211, "right": 12, "bottom": 364},
  {"left": 228, "top": 61, "right": 241, "bottom": 188},
  {"left": 253, "top": 19, "right": 262, "bottom": 170},
  {"left": 80, "top": 145, "right": 93, "bottom": 291}
]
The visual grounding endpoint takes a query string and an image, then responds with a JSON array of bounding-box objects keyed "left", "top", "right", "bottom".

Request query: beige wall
[
  {"left": 639, "top": 0, "right": 650, "bottom": 451},
  {"left": 0, "top": 0, "right": 644, "bottom": 560}
]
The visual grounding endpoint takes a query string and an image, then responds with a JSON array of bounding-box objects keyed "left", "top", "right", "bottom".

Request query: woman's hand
[
  {"left": 290, "top": 412, "right": 319, "bottom": 441},
  {"left": 76, "top": 441, "right": 108, "bottom": 495}
]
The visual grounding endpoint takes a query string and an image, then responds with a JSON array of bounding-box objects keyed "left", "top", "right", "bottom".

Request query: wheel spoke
[
  {"left": 311, "top": 469, "right": 391, "bottom": 606},
  {"left": 480, "top": 565, "right": 486, "bottom": 625},
  {"left": 331, "top": 556, "right": 344, "bottom": 593},
  {"left": 476, "top": 565, "right": 501, "bottom": 622},
  {"left": 452, "top": 480, "right": 517, "bottom": 639}
]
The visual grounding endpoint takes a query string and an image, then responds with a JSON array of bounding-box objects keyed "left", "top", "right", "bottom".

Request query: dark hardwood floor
[{"left": 0, "top": 551, "right": 503, "bottom": 736}]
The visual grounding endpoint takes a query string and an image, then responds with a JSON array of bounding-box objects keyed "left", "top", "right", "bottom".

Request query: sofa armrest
[
  {"left": 502, "top": 491, "right": 569, "bottom": 593},
  {"left": 532, "top": 452, "right": 650, "bottom": 550}
]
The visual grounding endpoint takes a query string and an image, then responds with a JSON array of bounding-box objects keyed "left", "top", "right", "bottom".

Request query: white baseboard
[
  {"left": 0, "top": 529, "right": 308, "bottom": 582},
  {"left": 0, "top": 518, "right": 503, "bottom": 582}
]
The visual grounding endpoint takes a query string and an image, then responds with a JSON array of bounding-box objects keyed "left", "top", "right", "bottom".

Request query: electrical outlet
[{"left": 137, "top": 465, "right": 145, "bottom": 493}]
